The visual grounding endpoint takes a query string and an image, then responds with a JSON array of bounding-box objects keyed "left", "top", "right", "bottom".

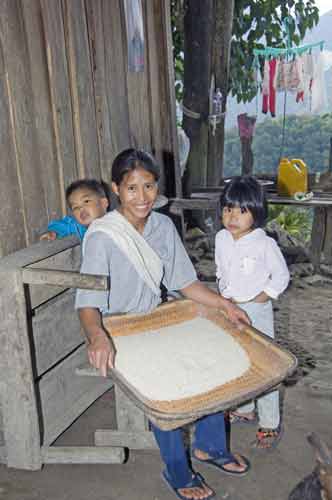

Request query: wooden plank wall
[{"left": 0, "top": 0, "right": 178, "bottom": 257}]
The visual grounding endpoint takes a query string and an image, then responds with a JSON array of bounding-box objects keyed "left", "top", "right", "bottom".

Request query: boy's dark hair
[
  {"left": 111, "top": 148, "right": 160, "bottom": 186},
  {"left": 220, "top": 176, "right": 268, "bottom": 228},
  {"left": 65, "top": 179, "right": 111, "bottom": 211}
]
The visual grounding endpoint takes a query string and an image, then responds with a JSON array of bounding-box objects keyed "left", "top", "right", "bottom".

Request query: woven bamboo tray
[{"left": 103, "top": 299, "right": 297, "bottom": 430}]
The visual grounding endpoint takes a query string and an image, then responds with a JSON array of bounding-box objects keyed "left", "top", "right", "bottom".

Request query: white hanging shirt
[
  {"left": 311, "top": 52, "right": 327, "bottom": 113},
  {"left": 215, "top": 228, "right": 290, "bottom": 302}
]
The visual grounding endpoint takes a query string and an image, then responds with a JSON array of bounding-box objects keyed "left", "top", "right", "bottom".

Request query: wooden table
[
  {"left": 266, "top": 193, "right": 332, "bottom": 271},
  {"left": 169, "top": 190, "right": 332, "bottom": 271}
]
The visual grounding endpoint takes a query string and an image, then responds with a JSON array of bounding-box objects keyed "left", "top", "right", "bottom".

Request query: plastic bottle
[
  {"left": 213, "top": 88, "right": 223, "bottom": 119},
  {"left": 277, "top": 158, "right": 308, "bottom": 197},
  {"left": 128, "top": 28, "right": 144, "bottom": 72}
]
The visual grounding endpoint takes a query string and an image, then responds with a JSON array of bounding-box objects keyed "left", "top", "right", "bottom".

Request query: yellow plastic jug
[{"left": 277, "top": 158, "right": 308, "bottom": 197}]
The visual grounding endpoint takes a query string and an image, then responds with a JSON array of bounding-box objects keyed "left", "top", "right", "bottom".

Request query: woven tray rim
[{"left": 103, "top": 299, "right": 297, "bottom": 423}]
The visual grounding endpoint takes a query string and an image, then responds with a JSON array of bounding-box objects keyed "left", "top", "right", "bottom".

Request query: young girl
[
  {"left": 76, "top": 149, "right": 250, "bottom": 500},
  {"left": 215, "top": 176, "right": 290, "bottom": 450}
]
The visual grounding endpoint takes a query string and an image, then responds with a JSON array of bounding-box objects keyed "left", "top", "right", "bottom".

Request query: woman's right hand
[
  {"left": 87, "top": 329, "right": 116, "bottom": 377},
  {"left": 78, "top": 308, "right": 116, "bottom": 377}
]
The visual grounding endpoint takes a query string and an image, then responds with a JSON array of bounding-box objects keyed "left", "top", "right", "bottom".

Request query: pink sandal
[{"left": 251, "top": 425, "right": 283, "bottom": 450}]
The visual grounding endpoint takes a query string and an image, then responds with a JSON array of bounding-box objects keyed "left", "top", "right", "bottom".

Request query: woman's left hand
[
  {"left": 181, "top": 281, "right": 251, "bottom": 329},
  {"left": 222, "top": 300, "right": 250, "bottom": 329}
]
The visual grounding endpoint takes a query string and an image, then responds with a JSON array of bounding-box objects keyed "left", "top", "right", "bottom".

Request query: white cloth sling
[{"left": 83, "top": 210, "right": 164, "bottom": 296}]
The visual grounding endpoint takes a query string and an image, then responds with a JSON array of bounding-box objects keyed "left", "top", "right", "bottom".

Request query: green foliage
[
  {"left": 224, "top": 113, "right": 332, "bottom": 177},
  {"left": 171, "top": 0, "right": 184, "bottom": 102},
  {"left": 268, "top": 205, "right": 312, "bottom": 242},
  {"left": 171, "top": 1, "right": 320, "bottom": 104}
]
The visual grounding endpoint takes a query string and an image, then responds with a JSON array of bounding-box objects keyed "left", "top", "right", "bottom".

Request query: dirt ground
[{"left": 0, "top": 272, "right": 331, "bottom": 500}]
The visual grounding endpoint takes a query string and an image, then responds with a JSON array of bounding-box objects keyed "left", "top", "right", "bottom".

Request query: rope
[
  {"left": 279, "top": 89, "right": 287, "bottom": 161},
  {"left": 182, "top": 104, "right": 201, "bottom": 120}
]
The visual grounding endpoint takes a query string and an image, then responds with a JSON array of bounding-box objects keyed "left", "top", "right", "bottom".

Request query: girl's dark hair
[
  {"left": 65, "top": 179, "right": 111, "bottom": 211},
  {"left": 111, "top": 148, "right": 160, "bottom": 185},
  {"left": 220, "top": 176, "right": 268, "bottom": 228}
]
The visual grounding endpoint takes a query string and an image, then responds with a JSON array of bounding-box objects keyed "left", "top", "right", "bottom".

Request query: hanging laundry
[
  {"left": 237, "top": 113, "right": 257, "bottom": 175},
  {"left": 311, "top": 52, "right": 327, "bottom": 113},
  {"left": 275, "top": 58, "right": 301, "bottom": 92},
  {"left": 262, "top": 58, "right": 279, "bottom": 117},
  {"left": 237, "top": 113, "right": 256, "bottom": 140},
  {"left": 296, "top": 52, "right": 314, "bottom": 103}
]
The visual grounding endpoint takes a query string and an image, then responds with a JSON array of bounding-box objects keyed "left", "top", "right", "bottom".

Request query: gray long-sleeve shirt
[{"left": 75, "top": 211, "right": 197, "bottom": 315}]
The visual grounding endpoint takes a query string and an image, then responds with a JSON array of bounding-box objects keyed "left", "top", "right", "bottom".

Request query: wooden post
[
  {"left": 207, "top": 0, "right": 235, "bottom": 185},
  {"left": 95, "top": 385, "right": 156, "bottom": 450},
  {"left": 237, "top": 113, "right": 256, "bottom": 176},
  {"left": 182, "top": 0, "right": 213, "bottom": 192},
  {"left": 310, "top": 207, "right": 326, "bottom": 273},
  {"left": 0, "top": 269, "right": 41, "bottom": 469},
  {"left": 160, "top": 0, "right": 182, "bottom": 198},
  {"left": 115, "top": 385, "right": 149, "bottom": 433},
  {"left": 322, "top": 208, "right": 332, "bottom": 265}
]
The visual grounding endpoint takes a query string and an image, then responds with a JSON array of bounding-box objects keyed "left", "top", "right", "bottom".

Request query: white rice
[{"left": 113, "top": 317, "right": 250, "bottom": 401}]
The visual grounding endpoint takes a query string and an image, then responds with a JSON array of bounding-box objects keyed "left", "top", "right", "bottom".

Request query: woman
[{"left": 76, "top": 149, "right": 250, "bottom": 500}]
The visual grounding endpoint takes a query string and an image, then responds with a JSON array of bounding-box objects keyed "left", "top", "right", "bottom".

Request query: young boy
[{"left": 40, "top": 179, "right": 110, "bottom": 241}]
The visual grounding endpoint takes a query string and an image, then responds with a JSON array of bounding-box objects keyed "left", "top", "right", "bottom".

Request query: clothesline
[
  {"left": 253, "top": 40, "right": 324, "bottom": 59},
  {"left": 249, "top": 12, "right": 327, "bottom": 160},
  {"left": 253, "top": 39, "right": 327, "bottom": 159}
]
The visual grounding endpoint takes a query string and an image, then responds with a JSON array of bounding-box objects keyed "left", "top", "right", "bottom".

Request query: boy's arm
[
  {"left": 40, "top": 230, "right": 57, "bottom": 241},
  {"left": 40, "top": 215, "right": 86, "bottom": 240}
]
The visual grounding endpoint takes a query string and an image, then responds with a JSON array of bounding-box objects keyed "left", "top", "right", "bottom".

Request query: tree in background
[
  {"left": 172, "top": 0, "right": 320, "bottom": 191},
  {"left": 181, "top": 0, "right": 234, "bottom": 194}
]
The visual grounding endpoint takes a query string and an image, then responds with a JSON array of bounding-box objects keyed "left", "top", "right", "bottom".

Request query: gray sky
[{"left": 315, "top": 0, "right": 331, "bottom": 15}]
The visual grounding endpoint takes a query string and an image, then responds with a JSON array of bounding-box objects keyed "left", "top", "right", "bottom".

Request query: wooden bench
[{"left": 0, "top": 237, "right": 125, "bottom": 469}]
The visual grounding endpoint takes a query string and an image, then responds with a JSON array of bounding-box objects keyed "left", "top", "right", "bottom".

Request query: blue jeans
[{"left": 151, "top": 411, "right": 227, "bottom": 488}]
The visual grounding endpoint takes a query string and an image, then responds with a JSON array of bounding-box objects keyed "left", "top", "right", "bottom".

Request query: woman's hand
[
  {"left": 87, "top": 329, "right": 116, "bottom": 377},
  {"left": 78, "top": 308, "right": 115, "bottom": 377},
  {"left": 181, "top": 281, "right": 250, "bottom": 329},
  {"left": 222, "top": 300, "right": 250, "bottom": 329}
]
